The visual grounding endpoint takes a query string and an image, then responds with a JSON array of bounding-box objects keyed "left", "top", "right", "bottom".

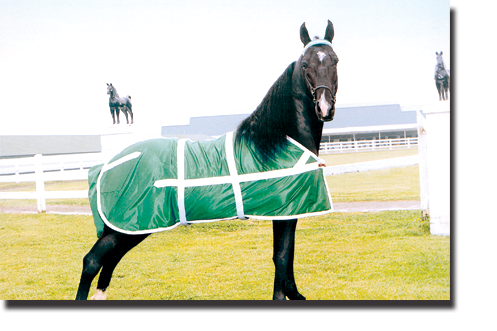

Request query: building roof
[
  {"left": 161, "top": 114, "right": 249, "bottom": 138},
  {"left": 323, "top": 104, "right": 416, "bottom": 130},
  {"left": 161, "top": 103, "right": 418, "bottom": 138},
  {"left": 0, "top": 135, "right": 101, "bottom": 158},
  {"left": 323, "top": 123, "right": 418, "bottom": 135}
]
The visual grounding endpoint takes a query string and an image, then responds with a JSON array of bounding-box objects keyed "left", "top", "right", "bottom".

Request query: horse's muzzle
[{"left": 316, "top": 102, "right": 334, "bottom": 122}]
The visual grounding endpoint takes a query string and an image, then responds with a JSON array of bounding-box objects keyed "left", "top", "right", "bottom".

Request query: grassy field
[
  {"left": 320, "top": 147, "right": 418, "bottom": 166},
  {"left": 0, "top": 210, "right": 449, "bottom": 300},
  {"left": 327, "top": 165, "right": 420, "bottom": 202},
  {"left": 1, "top": 147, "right": 448, "bottom": 300}
]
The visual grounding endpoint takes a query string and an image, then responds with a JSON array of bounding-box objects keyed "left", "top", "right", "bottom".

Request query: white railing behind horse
[
  {"left": 319, "top": 137, "right": 418, "bottom": 154},
  {"left": 1, "top": 138, "right": 419, "bottom": 212},
  {"left": 0, "top": 153, "right": 105, "bottom": 212}
]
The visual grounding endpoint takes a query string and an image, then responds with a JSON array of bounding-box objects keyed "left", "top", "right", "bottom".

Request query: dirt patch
[
  {"left": 0, "top": 204, "right": 92, "bottom": 215},
  {"left": 333, "top": 200, "right": 421, "bottom": 213}
]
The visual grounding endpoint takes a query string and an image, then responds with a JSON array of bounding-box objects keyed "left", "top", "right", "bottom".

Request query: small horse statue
[
  {"left": 434, "top": 51, "right": 450, "bottom": 101},
  {"left": 76, "top": 20, "right": 338, "bottom": 300},
  {"left": 107, "top": 83, "right": 134, "bottom": 125}
]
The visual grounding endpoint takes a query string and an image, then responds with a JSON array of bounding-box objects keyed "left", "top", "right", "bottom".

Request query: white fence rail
[
  {"left": 0, "top": 153, "right": 105, "bottom": 212},
  {"left": 0, "top": 152, "right": 104, "bottom": 179},
  {"left": 320, "top": 137, "right": 418, "bottom": 154}
]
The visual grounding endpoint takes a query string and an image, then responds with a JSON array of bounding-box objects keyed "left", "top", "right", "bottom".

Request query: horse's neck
[
  {"left": 436, "top": 59, "right": 448, "bottom": 74},
  {"left": 110, "top": 90, "right": 120, "bottom": 101},
  {"left": 289, "top": 74, "right": 324, "bottom": 156},
  {"left": 288, "top": 97, "right": 323, "bottom": 156}
]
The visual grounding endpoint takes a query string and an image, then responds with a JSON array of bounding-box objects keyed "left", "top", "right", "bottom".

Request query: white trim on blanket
[
  {"left": 101, "top": 152, "right": 141, "bottom": 173},
  {"left": 96, "top": 149, "right": 191, "bottom": 235},
  {"left": 177, "top": 139, "right": 189, "bottom": 226}
]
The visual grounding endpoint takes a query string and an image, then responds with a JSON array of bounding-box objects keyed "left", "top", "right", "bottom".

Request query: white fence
[
  {"left": 0, "top": 153, "right": 105, "bottom": 212},
  {"left": 1, "top": 137, "right": 420, "bottom": 213},
  {"left": 320, "top": 137, "right": 418, "bottom": 154}
]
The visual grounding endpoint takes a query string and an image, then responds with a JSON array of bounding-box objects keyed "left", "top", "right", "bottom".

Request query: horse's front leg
[
  {"left": 110, "top": 108, "right": 116, "bottom": 125},
  {"left": 115, "top": 107, "right": 120, "bottom": 124},
  {"left": 272, "top": 219, "right": 306, "bottom": 300}
]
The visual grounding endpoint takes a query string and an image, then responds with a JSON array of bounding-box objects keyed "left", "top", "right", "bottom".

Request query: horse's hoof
[
  {"left": 91, "top": 289, "right": 108, "bottom": 300},
  {"left": 287, "top": 292, "right": 306, "bottom": 300},
  {"left": 273, "top": 295, "right": 287, "bottom": 300}
]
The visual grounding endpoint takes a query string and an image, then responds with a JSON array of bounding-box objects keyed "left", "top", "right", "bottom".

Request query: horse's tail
[{"left": 127, "top": 97, "right": 132, "bottom": 111}]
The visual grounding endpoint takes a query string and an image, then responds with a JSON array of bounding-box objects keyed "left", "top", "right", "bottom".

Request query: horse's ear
[
  {"left": 107, "top": 83, "right": 109, "bottom": 86},
  {"left": 440, "top": 51, "right": 443, "bottom": 55},
  {"left": 300, "top": 22, "right": 311, "bottom": 46},
  {"left": 324, "top": 20, "right": 334, "bottom": 43}
]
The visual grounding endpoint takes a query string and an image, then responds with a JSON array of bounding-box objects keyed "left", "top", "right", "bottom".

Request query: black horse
[
  {"left": 107, "top": 83, "right": 134, "bottom": 125},
  {"left": 76, "top": 21, "right": 338, "bottom": 300},
  {"left": 435, "top": 51, "right": 450, "bottom": 101}
]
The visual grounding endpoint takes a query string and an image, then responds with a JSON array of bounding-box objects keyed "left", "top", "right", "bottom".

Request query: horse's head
[
  {"left": 298, "top": 20, "right": 338, "bottom": 122},
  {"left": 106, "top": 83, "right": 114, "bottom": 96},
  {"left": 435, "top": 51, "right": 448, "bottom": 73},
  {"left": 436, "top": 51, "right": 444, "bottom": 65}
]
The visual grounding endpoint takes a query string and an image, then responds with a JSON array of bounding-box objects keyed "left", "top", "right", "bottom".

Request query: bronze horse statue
[
  {"left": 107, "top": 83, "right": 134, "bottom": 124},
  {"left": 76, "top": 21, "right": 338, "bottom": 300},
  {"left": 435, "top": 51, "right": 450, "bottom": 101}
]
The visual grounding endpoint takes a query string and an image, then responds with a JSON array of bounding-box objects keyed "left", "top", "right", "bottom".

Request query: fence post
[
  {"left": 34, "top": 154, "right": 46, "bottom": 213},
  {"left": 15, "top": 164, "right": 20, "bottom": 183}
]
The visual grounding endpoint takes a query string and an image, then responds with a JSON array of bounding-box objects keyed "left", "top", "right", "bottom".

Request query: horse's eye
[{"left": 302, "top": 62, "right": 308, "bottom": 69}]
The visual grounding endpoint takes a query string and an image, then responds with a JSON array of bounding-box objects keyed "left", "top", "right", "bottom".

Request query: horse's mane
[{"left": 235, "top": 62, "right": 297, "bottom": 158}]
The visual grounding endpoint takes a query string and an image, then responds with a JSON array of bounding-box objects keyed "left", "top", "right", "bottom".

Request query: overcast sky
[{"left": 0, "top": 0, "right": 450, "bottom": 135}]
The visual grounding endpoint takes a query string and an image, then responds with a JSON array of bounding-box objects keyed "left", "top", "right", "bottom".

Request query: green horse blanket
[{"left": 88, "top": 131, "right": 333, "bottom": 237}]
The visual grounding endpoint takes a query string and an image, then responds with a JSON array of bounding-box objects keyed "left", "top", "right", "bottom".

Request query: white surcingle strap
[
  {"left": 177, "top": 138, "right": 189, "bottom": 226},
  {"left": 225, "top": 131, "right": 247, "bottom": 220}
]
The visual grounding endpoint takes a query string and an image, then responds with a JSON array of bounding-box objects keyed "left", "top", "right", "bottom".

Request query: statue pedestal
[
  {"left": 100, "top": 124, "right": 162, "bottom": 161},
  {"left": 416, "top": 101, "right": 450, "bottom": 236}
]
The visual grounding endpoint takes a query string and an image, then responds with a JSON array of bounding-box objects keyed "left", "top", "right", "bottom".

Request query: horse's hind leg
[
  {"left": 75, "top": 228, "right": 113, "bottom": 300},
  {"left": 122, "top": 108, "right": 130, "bottom": 125},
  {"left": 75, "top": 226, "right": 148, "bottom": 300},
  {"left": 92, "top": 231, "right": 148, "bottom": 299},
  {"left": 272, "top": 219, "right": 306, "bottom": 300},
  {"left": 128, "top": 104, "right": 134, "bottom": 124}
]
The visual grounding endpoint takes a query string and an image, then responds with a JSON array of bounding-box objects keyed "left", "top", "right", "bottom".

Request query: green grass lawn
[
  {"left": 0, "top": 210, "right": 449, "bottom": 300},
  {"left": 320, "top": 148, "right": 418, "bottom": 166},
  {"left": 327, "top": 165, "right": 420, "bottom": 202},
  {"left": 0, "top": 148, "right": 447, "bottom": 301}
]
